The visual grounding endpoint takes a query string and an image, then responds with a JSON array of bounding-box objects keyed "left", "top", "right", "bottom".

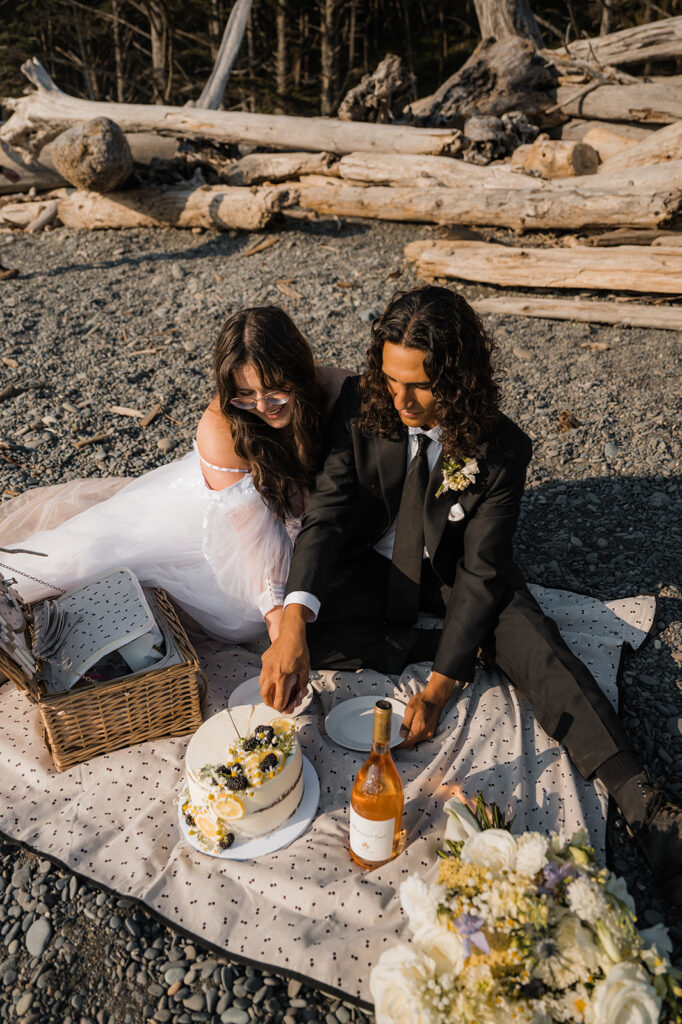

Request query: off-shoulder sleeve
[{"left": 201, "top": 476, "right": 294, "bottom": 620}]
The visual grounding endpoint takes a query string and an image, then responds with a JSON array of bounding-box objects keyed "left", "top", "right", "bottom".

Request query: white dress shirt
[{"left": 285, "top": 425, "right": 443, "bottom": 620}]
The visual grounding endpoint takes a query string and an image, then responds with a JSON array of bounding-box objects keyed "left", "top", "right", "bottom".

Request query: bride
[{"left": 0, "top": 306, "right": 347, "bottom": 643}]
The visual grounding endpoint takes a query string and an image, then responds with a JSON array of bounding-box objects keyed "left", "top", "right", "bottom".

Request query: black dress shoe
[{"left": 634, "top": 788, "right": 682, "bottom": 907}]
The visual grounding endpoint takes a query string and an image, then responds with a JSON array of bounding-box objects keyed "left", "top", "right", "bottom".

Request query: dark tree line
[{"left": 1, "top": 0, "right": 681, "bottom": 116}]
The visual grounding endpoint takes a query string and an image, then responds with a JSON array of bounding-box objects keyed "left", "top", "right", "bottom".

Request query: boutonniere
[{"left": 436, "top": 456, "right": 479, "bottom": 498}]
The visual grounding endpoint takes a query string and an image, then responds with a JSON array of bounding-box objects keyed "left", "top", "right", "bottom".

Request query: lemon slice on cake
[
  {"left": 194, "top": 811, "right": 221, "bottom": 840},
  {"left": 214, "top": 794, "right": 244, "bottom": 820},
  {"left": 258, "top": 749, "right": 285, "bottom": 775},
  {"left": 271, "top": 718, "right": 296, "bottom": 738}
]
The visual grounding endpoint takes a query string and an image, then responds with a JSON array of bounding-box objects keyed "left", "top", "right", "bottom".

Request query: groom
[{"left": 259, "top": 286, "right": 682, "bottom": 904}]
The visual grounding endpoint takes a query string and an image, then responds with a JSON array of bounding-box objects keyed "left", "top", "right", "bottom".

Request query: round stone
[{"left": 25, "top": 918, "right": 52, "bottom": 958}]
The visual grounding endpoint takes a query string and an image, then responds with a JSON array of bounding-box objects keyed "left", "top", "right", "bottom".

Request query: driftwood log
[
  {"left": 226, "top": 151, "right": 339, "bottom": 185},
  {"left": 0, "top": 141, "right": 64, "bottom": 195},
  {"left": 0, "top": 59, "right": 461, "bottom": 159},
  {"left": 294, "top": 172, "right": 680, "bottom": 230},
  {"left": 405, "top": 239, "right": 682, "bottom": 294},
  {"left": 337, "top": 54, "right": 416, "bottom": 123},
  {"left": 598, "top": 121, "right": 682, "bottom": 173},
  {"left": 554, "top": 78, "right": 682, "bottom": 125},
  {"left": 472, "top": 295, "right": 682, "bottom": 331},
  {"left": 580, "top": 126, "right": 639, "bottom": 163},
  {"left": 548, "top": 16, "right": 682, "bottom": 68},
  {"left": 509, "top": 138, "right": 599, "bottom": 177},
  {"left": 0, "top": 183, "right": 294, "bottom": 232},
  {"left": 51, "top": 117, "right": 133, "bottom": 192},
  {"left": 406, "top": 36, "right": 556, "bottom": 126}
]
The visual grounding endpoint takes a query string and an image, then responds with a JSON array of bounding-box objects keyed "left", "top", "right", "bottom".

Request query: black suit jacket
[{"left": 286, "top": 376, "right": 533, "bottom": 682}]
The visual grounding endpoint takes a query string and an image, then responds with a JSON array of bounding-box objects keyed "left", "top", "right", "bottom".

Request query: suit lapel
[
  {"left": 424, "top": 449, "right": 491, "bottom": 558},
  {"left": 374, "top": 432, "right": 408, "bottom": 528}
]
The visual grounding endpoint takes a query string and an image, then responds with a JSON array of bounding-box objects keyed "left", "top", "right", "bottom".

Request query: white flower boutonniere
[{"left": 435, "top": 456, "right": 479, "bottom": 498}]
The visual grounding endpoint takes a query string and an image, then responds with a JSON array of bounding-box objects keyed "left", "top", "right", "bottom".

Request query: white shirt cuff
[{"left": 283, "top": 591, "right": 320, "bottom": 622}]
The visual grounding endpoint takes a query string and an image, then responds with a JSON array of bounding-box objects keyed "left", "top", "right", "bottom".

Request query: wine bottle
[{"left": 349, "top": 699, "right": 404, "bottom": 869}]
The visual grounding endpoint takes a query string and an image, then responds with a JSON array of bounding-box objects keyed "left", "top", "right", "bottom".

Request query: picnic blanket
[{"left": 0, "top": 480, "right": 655, "bottom": 1003}]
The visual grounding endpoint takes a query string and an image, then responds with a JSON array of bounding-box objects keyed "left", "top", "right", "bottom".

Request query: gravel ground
[{"left": 0, "top": 217, "right": 680, "bottom": 1022}]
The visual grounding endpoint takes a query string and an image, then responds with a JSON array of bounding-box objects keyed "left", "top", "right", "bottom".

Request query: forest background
[{"left": 2, "top": 0, "right": 682, "bottom": 121}]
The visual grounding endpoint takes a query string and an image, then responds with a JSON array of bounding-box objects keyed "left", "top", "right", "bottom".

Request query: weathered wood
[
  {"left": 554, "top": 78, "right": 682, "bottom": 125},
  {"left": 598, "top": 120, "right": 682, "bottom": 174},
  {"left": 51, "top": 117, "right": 133, "bottom": 192},
  {"left": 472, "top": 294, "right": 682, "bottom": 331},
  {"left": 335, "top": 152, "right": 534, "bottom": 188},
  {"left": 226, "top": 151, "right": 338, "bottom": 185},
  {"left": 0, "top": 183, "right": 294, "bottom": 232},
  {"left": 509, "top": 137, "right": 599, "bottom": 177},
  {"left": 1, "top": 59, "right": 461, "bottom": 158},
  {"left": 581, "top": 126, "right": 638, "bottom": 163},
  {"left": 560, "top": 119, "right": 654, "bottom": 142},
  {"left": 407, "top": 36, "right": 557, "bottom": 126},
  {"left": 474, "top": 0, "right": 543, "bottom": 45},
  {"left": 0, "top": 141, "right": 65, "bottom": 194},
  {"left": 294, "top": 174, "right": 680, "bottom": 230},
  {"left": 195, "top": 0, "right": 253, "bottom": 109},
  {"left": 547, "top": 16, "right": 682, "bottom": 68},
  {"left": 405, "top": 239, "right": 682, "bottom": 294},
  {"left": 337, "top": 54, "right": 416, "bottom": 123}
]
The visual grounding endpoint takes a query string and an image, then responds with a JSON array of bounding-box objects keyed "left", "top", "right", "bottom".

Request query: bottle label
[{"left": 349, "top": 806, "right": 395, "bottom": 862}]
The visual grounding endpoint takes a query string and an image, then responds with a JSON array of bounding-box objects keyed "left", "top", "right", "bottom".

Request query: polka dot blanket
[{"left": 0, "top": 482, "right": 656, "bottom": 1004}]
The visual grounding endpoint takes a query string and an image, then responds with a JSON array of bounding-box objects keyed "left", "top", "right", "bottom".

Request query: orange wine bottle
[{"left": 349, "top": 700, "right": 404, "bottom": 868}]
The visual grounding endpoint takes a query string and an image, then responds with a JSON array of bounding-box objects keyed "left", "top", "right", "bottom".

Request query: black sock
[{"left": 597, "top": 751, "right": 651, "bottom": 828}]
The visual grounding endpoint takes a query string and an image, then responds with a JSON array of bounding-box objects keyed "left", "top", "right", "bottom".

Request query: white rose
[
  {"left": 413, "top": 920, "right": 467, "bottom": 975},
  {"left": 461, "top": 829, "right": 517, "bottom": 877},
  {"left": 555, "top": 915, "right": 601, "bottom": 974},
  {"left": 514, "top": 832, "right": 549, "bottom": 877},
  {"left": 590, "top": 962, "right": 662, "bottom": 1024},
  {"left": 444, "top": 797, "right": 481, "bottom": 843},
  {"left": 370, "top": 944, "right": 439, "bottom": 1024},
  {"left": 400, "top": 876, "right": 442, "bottom": 935}
]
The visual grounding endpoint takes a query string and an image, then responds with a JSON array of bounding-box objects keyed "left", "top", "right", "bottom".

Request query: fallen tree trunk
[
  {"left": 554, "top": 78, "right": 682, "bottom": 125},
  {"left": 226, "top": 151, "right": 339, "bottom": 185},
  {"left": 472, "top": 295, "right": 682, "bottom": 331},
  {"left": 509, "top": 137, "right": 599, "bottom": 177},
  {"left": 598, "top": 120, "right": 682, "bottom": 173},
  {"left": 547, "top": 16, "right": 682, "bottom": 68},
  {"left": 0, "top": 183, "right": 294, "bottom": 231},
  {"left": 405, "top": 239, "right": 682, "bottom": 294},
  {"left": 1, "top": 59, "right": 461, "bottom": 159},
  {"left": 0, "top": 141, "right": 65, "bottom": 194},
  {"left": 581, "top": 126, "right": 639, "bottom": 163}
]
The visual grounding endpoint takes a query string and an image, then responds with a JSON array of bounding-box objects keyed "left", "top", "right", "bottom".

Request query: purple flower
[
  {"left": 539, "top": 861, "right": 575, "bottom": 894},
  {"left": 452, "top": 913, "right": 490, "bottom": 956}
]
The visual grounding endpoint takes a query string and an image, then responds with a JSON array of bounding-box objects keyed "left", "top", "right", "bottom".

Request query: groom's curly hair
[
  {"left": 214, "top": 306, "right": 326, "bottom": 519},
  {"left": 359, "top": 287, "right": 501, "bottom": 458}
]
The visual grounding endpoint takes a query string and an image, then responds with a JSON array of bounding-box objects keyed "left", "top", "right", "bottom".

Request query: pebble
[
  {"left": 157, "top": 437, "right": 175, "bottom": 453},
  {"left": 221, "top": 1010, "right": 250, "bottom": 1024},
  {"left": 24, "top": 918, "right": 52, "bottom": 957},
  {"left": 604, "top": 441, "right": 619, "bottom": 459}
]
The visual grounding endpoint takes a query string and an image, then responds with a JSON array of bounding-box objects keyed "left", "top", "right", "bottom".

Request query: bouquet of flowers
[{"left": 370, "top": 794, "right": 681, "bottom": 1024}]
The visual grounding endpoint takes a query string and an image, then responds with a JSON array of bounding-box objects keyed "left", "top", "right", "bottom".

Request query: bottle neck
[{"left": 371, "top": 739, "right": 391, "bottom": 756}]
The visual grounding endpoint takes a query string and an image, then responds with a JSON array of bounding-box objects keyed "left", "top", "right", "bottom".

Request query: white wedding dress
[{"left": 0, "top": 443, "right": 298, "bottom": 642}]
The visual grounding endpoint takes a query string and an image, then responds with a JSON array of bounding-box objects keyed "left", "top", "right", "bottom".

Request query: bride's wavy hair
[
  {"left": 214, "top": 307, "right": 325, "bottom": 518},
  {"left": 359, "top": 287, "right": 500, "bottom": 458}
]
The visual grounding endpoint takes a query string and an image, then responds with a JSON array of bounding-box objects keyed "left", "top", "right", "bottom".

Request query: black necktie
[{"left": 385, "top": 433, "right": 431, "bottom": 625}]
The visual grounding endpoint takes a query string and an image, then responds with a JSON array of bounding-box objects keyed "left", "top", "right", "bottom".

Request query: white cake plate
[
  {"left": 177, "top": 756, "right": 320, "bottom": 861},
  {"left": 228, "top": 674, "right": 314, "bottom": 717}
]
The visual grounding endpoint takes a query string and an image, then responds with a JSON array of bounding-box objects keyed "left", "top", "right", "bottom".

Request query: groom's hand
[
  {"left": 259, "top": 604, "right": 311, "bottom": 713},
  {"left": 396, "top": 672, "right": 457, "bottom": 748}
]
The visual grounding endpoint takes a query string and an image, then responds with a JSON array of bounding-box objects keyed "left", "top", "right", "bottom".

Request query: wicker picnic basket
[{"left": 0, "top": 588, "right": 205, "bottom": 772}]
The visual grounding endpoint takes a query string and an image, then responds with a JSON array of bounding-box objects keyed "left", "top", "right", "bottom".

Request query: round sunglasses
[{"left": 229, "top": 388, "right": 291, "bottom": 411}]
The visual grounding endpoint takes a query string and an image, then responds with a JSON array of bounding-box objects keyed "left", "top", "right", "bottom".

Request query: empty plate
[
  {"left": 324, "top": 696, "right": 406, "bottom": 751},
  {"left": 228, "top": 674, "right": 314, "bottom": 717}
]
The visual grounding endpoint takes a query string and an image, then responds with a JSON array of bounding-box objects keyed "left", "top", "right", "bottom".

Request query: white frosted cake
[{"left": 181, "top": 705, "right": 303, "bottom": 852}]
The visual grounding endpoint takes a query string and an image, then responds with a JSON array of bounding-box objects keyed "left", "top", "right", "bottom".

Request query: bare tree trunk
[
  {"left": 348, "top": 0, "right": 357, "bottom": 70},
  {"left": 209, "top": 0, "right": 222, "bottom": 60},
  {"left": 320, "top": 0, "right": 339, "bottom": 116},
  {"left": 276, "top": 0, "right": 288, "bottom": 113},
  {"left": 473, "top": 0, "right": 543, "bottom": 46},
  {"left": 146, "top": 1, "right": 169, "bottom": 104},
  {"left": 111, "top": 0, "right": 125, "bottom": 103},
  {"left": 246, "top": 9, "right": 256, "bottom": 112},
  {"left": 71, "top": 2, "right": 96, "bottom": 100},
  {"left": 600, "top": 0, "right": 614, "bottom": 36},
  {"left": 196, "top": 0, "right": 254, "bottom": 110}
]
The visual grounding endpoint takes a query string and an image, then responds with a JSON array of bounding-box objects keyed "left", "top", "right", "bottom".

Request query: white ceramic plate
[
  {"left": 178, "top": 756, "right": 319, "bottom": 861},
  {"left": 228, "top": 674, "right": 314, "bottom": 717},
  {"left": 324, "top": 696, "right": 406, "bottom": 752}
]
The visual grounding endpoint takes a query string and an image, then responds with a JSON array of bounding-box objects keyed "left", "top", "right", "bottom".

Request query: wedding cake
[{"left": 181, "top": 705, "right": 303, "bottom": 852}]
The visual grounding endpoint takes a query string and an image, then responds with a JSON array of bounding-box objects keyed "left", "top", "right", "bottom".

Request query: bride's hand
[
  {"left": 264, "top": 605, "right": 284, "bottom": 642},
  {"left": 259, "top": 605, "right": 311, "bottom": 713}
]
